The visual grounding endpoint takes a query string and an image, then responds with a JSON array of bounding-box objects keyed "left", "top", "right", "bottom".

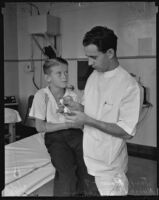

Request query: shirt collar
[
  {"left": 46, "top": 86, "right": 68, "bottom": 98},
  {"left": 103, "top": 66, "right": 120, "bottom": 78}
]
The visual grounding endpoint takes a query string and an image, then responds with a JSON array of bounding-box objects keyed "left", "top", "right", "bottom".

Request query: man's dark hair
[
  {"left": 43, "top": 57, "right": 68, "bottom": 75},
  {"left": 83, "top": 26, "right": 118, "bottom": 53}
]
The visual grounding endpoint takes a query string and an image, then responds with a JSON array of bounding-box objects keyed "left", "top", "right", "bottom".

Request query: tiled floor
[{"left": 127, "top": 156, "right": 157, "bottom": 195}]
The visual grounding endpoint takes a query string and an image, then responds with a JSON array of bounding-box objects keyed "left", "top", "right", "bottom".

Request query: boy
[{"left": 29, "top": 57, "right": 88, "bottom": 196}]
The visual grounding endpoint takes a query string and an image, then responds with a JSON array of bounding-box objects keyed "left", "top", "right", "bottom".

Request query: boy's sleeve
[
  {"left": 29, "top": 91, "right": 46, "bottom": 120},
  {"left": 116, "top": 84, "right": 141, "bottom": 136}
]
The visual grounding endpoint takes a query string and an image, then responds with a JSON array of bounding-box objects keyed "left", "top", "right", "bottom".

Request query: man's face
[
  {"left": 84, "top": 44, "right": 111, "bottom": 72},
  {"left": 46, "top": 64, "right": 68, "bottom": 88}
]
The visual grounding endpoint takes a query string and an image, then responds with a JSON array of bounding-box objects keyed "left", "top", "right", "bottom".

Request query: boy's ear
[{"left": 44, "top": 74, "right": 51, "bottom": 82}]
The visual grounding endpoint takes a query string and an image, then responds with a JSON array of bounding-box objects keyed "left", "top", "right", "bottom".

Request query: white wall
[
  {"left": 115, "top": 3, "right": 157, "bottom": 147},
  {"left": 5, "top": 2, "right": 157, "bottom": 147},
  {"left": 119, "top": 58, "right": 156, "bottom": 146},
  {"left": 54, "top": 3, "right": 120, "bottom": 59}
]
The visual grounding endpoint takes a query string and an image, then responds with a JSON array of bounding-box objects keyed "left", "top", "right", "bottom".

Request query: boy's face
[{"left": 46, "top": 64, "right": 68, "bottom": 88}]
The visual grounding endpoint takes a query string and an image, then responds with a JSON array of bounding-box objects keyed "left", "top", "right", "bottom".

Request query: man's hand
[
  {"left": 64, "top": 100, "right": 84, "bottom": 112},
  {"left": 64, "top": 100, "right": 80, "bottom": 111},
  {"left": 65, "top": 110, "right": 87, "bottom": 125}
]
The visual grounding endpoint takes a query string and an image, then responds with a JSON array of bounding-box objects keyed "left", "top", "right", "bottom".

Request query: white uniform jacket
[{"left": 82, "top": 66, "right": 141, "bottom": 177}]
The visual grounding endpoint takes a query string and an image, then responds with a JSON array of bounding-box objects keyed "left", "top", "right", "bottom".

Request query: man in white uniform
[{"left": 65, "top": 26, "right": 142, "bottom": 195}]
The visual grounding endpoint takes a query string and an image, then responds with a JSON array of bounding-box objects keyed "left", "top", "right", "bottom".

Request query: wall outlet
[{"left": 24, "top": 64, "right": 34, "bottom": 72}]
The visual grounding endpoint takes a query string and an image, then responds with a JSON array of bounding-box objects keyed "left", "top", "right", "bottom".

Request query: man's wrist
[
  {"left": 84, "top": 114, "right": 90, "bottom": 125},
  {"left": 85, "top": 114, "right": 96, "bottom": 127}
]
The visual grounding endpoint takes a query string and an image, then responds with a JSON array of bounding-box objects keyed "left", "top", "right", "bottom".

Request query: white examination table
[{"left": 3, "top": 133, "right": 55, "bottom": 196}]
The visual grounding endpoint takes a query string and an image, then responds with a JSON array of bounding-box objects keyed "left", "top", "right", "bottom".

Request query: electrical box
[
  {"left": 24, "top": 64, "right": 34, "bottom": 72},
  {"left": 27, "top": 14, "right": 60, "bottom": 36}
]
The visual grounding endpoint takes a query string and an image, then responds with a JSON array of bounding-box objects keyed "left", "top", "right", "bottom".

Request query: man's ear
[{"left": 106, "top": 48, "right": 115, "bottom": 59}]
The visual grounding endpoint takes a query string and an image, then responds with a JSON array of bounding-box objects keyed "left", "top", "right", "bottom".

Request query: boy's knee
[
  {"left": 56, "top": 168, "right": 77, "bottom": 182},
  {"left": 57, "top": 165, "right": 77, "bottom": 176}
]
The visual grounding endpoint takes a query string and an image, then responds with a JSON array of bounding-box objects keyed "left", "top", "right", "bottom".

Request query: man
[{"left": 65, "top": 26, "right": 142, "bottom": 195}]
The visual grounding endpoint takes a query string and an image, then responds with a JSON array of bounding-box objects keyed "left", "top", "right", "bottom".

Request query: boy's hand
[
  {"left": 63, "top": 96, "right": 74, "bottom": 106},
  {"left": 63, "top": 97, "right": 83, "bottom": 112},
  {"left": 56, "top": 104, "right": 65, "bottom": 113}
]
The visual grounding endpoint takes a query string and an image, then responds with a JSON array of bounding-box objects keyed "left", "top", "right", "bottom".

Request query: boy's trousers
[{"left": 44, "top": 128, "right": 93, "bottom": 196}]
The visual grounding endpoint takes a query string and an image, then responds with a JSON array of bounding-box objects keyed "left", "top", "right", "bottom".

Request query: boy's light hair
[{"left": 43, "top": 57, "right": 68, "bottom": 75}]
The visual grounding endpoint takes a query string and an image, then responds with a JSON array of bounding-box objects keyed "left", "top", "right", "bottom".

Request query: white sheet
[
  {"left": 3, "top": 163, "right": 54, "bottom": 196},
  {"left": 3, "top": 132, "right": 55, "bottom": 196}
]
